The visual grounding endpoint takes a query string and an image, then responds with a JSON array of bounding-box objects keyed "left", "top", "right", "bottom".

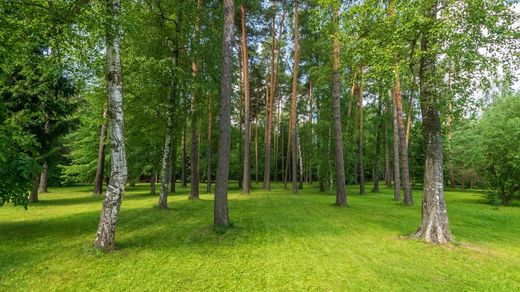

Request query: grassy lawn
[{"left": 1, "top": 183, "right": 519, "bottom": 291}]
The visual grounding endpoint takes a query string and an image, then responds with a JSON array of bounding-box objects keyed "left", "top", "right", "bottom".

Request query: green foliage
[
  {"left": 451, "top": 92, "right": 520, "bottom": 204},
  {"left": 0, "top": 119, "right": 40, "bottom": 208}
]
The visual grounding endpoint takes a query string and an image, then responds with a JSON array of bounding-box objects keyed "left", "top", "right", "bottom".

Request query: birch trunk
[
  {"left": 158, "top": 92, "right": 174, "bottom": 208},
  {"left": 93, "top": 0, "right": 127, "bottom": 250}
]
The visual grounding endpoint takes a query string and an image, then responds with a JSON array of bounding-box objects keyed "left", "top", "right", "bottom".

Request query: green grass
[{"left": 1, "top": 183, "right": 519, "bottom": 291}]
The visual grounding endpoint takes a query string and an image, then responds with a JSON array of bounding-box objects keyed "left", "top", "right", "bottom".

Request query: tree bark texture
[
  {"left": 94, "top": 0, "right": 127, "bottom": 250},
  {"left": 373, "top": 94, "right": 383, "bottom": 192},
  {"left": 241, "top": 4, "right": 251, "bottom": 194},
  {"left": 393, "top": 67, "right": 413, "bottom": 205},
  {"left": 289, "top": 0, "right": 300, "bottom": 194},
  {"left": 207, "top": 98, "right": 213, "bottom": 193},
  {"left": 413, "top": 1, "right": 452, "bottom": 243},
  {"left": 214, "top": 0, "right": 234, "bottom": 227},
  {"left": 332, "top": 5, "right": 347, "bottom": 206},
  {"left": 392, "top": 100, "right": 401, "bottom": 201},
  {"left": 356, "top": 83, "right": 365, "bottom": 195}
]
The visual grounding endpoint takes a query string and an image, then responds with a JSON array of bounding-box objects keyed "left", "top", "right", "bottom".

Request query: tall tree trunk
[
  {"left": 241, "top": 4, "right": 251, "bottom": 194},
  {"left": 150, "top": 168, "right": 157, "bottom": 195},
  {"left": 356, "top": 82, "right": 365, "bottom": 195},
  {"left": 283, "top": 126, "right": 290, "bottom": 189},
  {"left": 214, "top": 0, "right": 234, "bottom": 227},
  {"left": 393, "top": 67, "right": 413, "bottom": 205},
  {"left": 158, "top": 14, "right": 181, "bottom": 208},
  {"left": 181, "top": 126, "right": 187, "bottom": 187},
  {"left": 93, "top": 108, "right": 108, "bottom": 196},
  {"left": 263, "top": 4, "right": 276, "bottom": 191},
  {"left": 263, "top": 5, "right": 284, "bottom": 190},
  {"left": 307, "top": 81, "right": 313, "bottom": 184},
  {"left": 392, "top": 100, "right": 401, "bottom": 201},
  {"left": 29, "top": 175, "right": 39, "bottom": 203},
  {"left": 289, "top": 0, "right": 300, "bottom": 194},
  {"left": 206, "top": 98, "right": 212, "bottom": 193},
  {"left": 38, "top": 115, "right": 51, "bottom": 193},
  {"left": 255, "top": 95, "right": 259, "bottom": 184},
  {"left": 94, "top": 0, "right": 127, "bottom": 250},
  {"left": 170, "top": 137, "right": 177, "bottom": 193},
  {"left": 158, "top": 95, "right": 174, "bottom": 208},
  {"left": 38, "top": 160, "right": 49, "bottom": 193},
  {"left": 413, "top": 1, "right": 452, "bottom": 243},
  {"left": 384, "top": 114, "right": 392, "bottom": 188},
  {"left": 332, "top": 4, "right": 347, "bottom": 206},
  {"left": 238, "top": 46, "right": 244, "bottom": 189},
  {"left": 297, "top": 128, "right": 304, "bottom": 189},
  {"left": 373, "top": 94, "right": 383, "bottom": 192},
  {"left": 405, "top": 93, "right": 413, "bottom": 147},
  {"left": 189, "top": 1, "right": 201, "bottom": 199},
  {"left": 273, "top": 101, "right": 278, "bottom": 182},
  {"left": 189, "top": 115, "right": 199, "bottom": 199}
]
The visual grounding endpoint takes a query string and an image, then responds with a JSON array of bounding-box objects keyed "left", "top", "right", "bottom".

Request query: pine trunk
[
  {"left": 332, "top": 5, "right": 346, "bottom": 206},
  {"left": 189, "top": 3, "right": 201, "bottom": 199},
  {"left": 241, "top": 4, "right": 251, "bottom": 194},
  {"left": 289, "top": 0, "right": 300, "bottom": 194},
  {"left": 393, "top": 67, "right": 413, "bottom": 205},
  {"left": 207, "top": 98, "right": 212, "bottom": 193},
  {"left": 94, "top": 0, "right": 127, "bottom": 250},
  {"left": 214, "top": 0, "right": 234, "bottom": 227}
]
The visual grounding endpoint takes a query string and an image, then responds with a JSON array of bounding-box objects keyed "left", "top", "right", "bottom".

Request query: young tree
[
  {"left": 214, "top": 0, "right": 234, "bottom": 227},
  {"left": 93, "top": 0, "right": 128, "bottom": 250}
]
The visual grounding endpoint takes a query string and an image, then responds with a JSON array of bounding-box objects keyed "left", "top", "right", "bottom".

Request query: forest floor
[{"left": 1, "top": 182, "right": 519, "bottom": 291}]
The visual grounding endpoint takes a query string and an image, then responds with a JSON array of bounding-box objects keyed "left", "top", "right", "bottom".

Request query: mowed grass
[{"left": 1, "top": 182, "right": 519, "bottom": 291}]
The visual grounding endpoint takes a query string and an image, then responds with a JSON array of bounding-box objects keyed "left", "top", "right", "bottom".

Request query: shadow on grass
[{"left": 2, "top": 184, "right": 519, "bottom": 273}]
